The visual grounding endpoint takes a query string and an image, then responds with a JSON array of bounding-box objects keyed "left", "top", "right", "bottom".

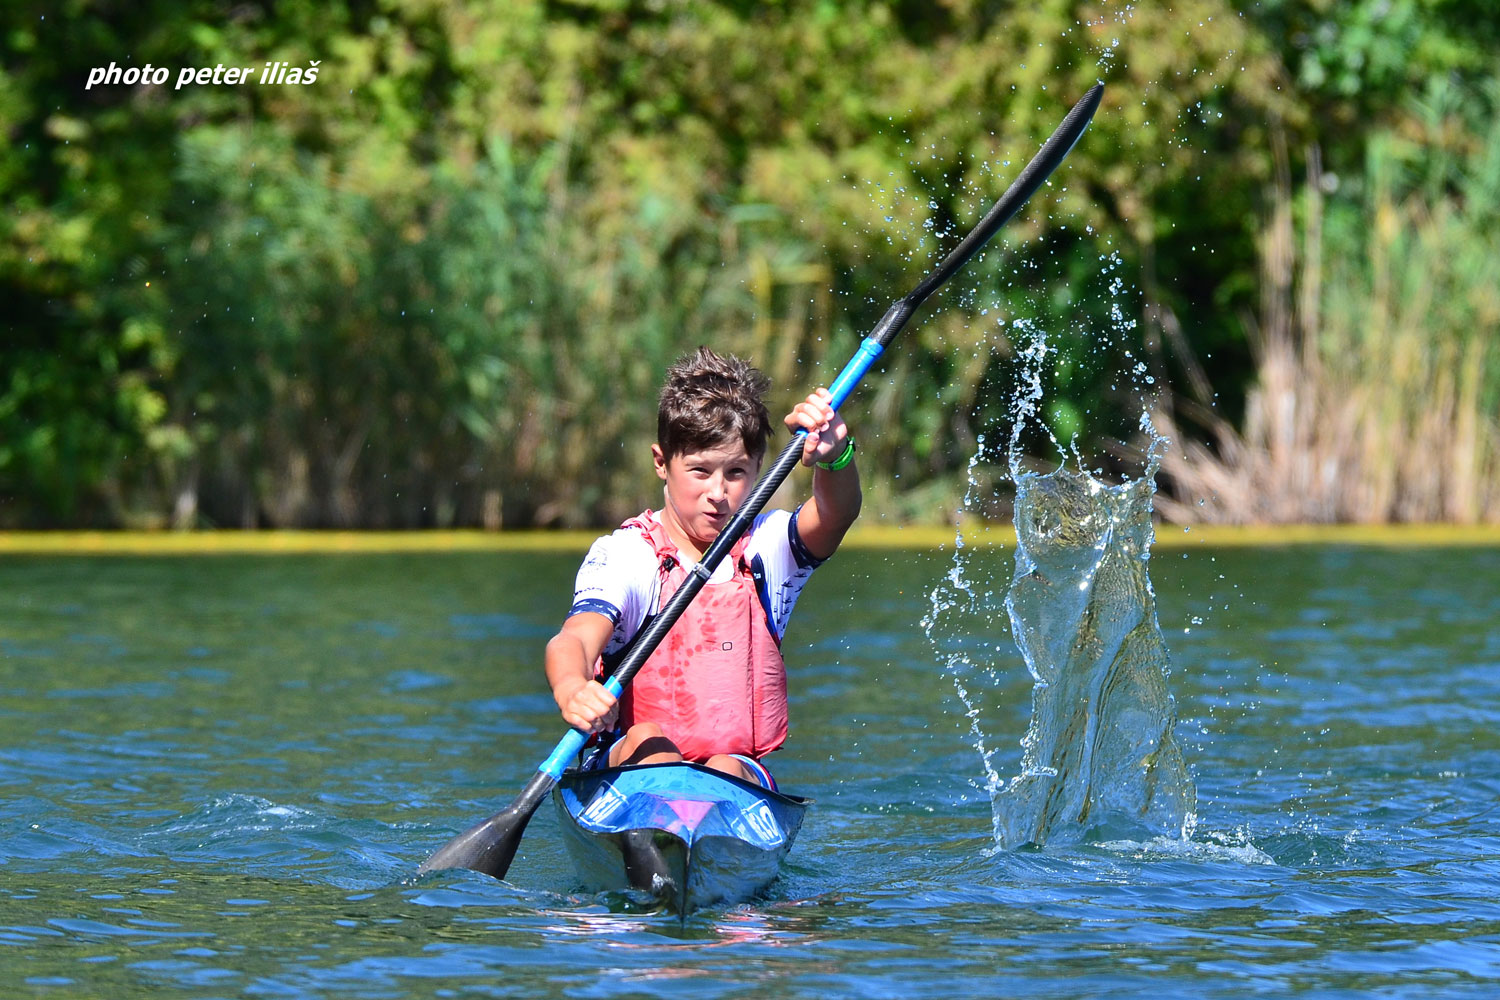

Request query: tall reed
[{"left": 1155, "top": 89, "right": 1500, "bottom": 524}]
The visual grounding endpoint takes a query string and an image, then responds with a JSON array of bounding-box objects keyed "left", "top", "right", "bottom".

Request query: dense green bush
[{"left": 3, "top": 1, "right": 1496, "bottom": 526}]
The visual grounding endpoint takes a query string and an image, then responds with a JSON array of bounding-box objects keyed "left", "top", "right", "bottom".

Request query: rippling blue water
[{"left": 2, "top": 544, "right": 1498, "bottom": 997}]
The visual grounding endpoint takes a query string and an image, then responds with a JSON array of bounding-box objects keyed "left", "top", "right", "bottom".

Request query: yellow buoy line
[{"left": 1, "top": 522, "right": 1498, "bottom": 556}]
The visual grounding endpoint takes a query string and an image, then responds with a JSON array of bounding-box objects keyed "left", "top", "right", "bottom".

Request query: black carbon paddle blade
[
  {"left": 418, "top": 771, "right": 555, "bottom": 879},
  {"left": 865, "top": 83, "right": 1105, "bottom": 351},
  {"left": 904, "top": 82, "right": 1105, "bottom": 313}
]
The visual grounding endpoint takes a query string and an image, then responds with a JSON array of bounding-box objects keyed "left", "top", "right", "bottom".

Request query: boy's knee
[
  {"left": 627, "top": 722, "right": 665, "bottom": 741},
  {"left": 705, "top": 754, "right": 753, "bottom": 781},
  {"left": 613, "top": 725, "right": 682, "bottom": 766}
]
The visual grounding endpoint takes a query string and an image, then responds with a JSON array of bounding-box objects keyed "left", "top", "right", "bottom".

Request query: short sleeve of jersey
[{"left": 567, "top": 529, "right": 660, "bottom": 657}]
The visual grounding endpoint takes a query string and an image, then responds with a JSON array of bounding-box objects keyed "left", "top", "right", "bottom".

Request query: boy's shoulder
[
  {"left": 581, "top": 520, "right": 657, "bottom": 576},
  {"left": 571, "top": 523, "right": 659, "bottom": 617},
  {"left": 748, "top": 507, "right": 795, "bottom": 550}
]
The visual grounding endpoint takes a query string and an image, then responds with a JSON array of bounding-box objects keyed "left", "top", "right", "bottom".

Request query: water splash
[
  {"left": 993, "top": 447, "right": 1197, "bottom": 849},
  {"left": 921, "top": 435, "right": 1010, "bottom": 798},
  {"left": 926, "top": 275, "right": 1197, "bottom": 850}
]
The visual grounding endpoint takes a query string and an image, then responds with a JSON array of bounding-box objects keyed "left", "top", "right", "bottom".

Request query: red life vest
[{"left": 607, "top": 510, "right": 789, "bottom": 762}]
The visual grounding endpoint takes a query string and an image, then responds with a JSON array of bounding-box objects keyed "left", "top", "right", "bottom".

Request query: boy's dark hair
[{"left": 657, "top": 347, "right": 772, "bottom": 462}]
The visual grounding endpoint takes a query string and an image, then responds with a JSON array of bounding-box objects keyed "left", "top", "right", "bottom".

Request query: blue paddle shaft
[
  {"left": 536, "top": 669, "right": 632, "bottom": 777},
  {"left": 827, "top": 337, "right": 887, "bottom": 411},
  {"left": 540, "top": 728, "right": 591, "bottom": 778}
]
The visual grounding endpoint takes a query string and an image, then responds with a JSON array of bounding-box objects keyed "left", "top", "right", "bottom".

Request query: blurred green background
[{"left": 4, "top": 0, "right": 1498, "bottom": 529}]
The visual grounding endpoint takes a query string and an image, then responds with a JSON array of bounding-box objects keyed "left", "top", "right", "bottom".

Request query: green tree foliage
[{"left": 2, "top": 1, "right": 1494, "bottom": 526}]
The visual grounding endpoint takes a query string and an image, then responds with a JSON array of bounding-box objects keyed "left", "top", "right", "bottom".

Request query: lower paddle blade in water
[{"left": 995, "top": 467, "right": 1196, "bottom": 849}]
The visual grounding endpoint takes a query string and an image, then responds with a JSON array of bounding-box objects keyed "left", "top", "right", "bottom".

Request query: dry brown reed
[{"left": 1153, "top": 128, "right": 1500, "bottom": 525}]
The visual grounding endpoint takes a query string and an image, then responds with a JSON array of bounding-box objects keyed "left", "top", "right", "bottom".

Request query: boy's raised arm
[{"left": 785, "top": 388, "right": 862, "bottom": 561}]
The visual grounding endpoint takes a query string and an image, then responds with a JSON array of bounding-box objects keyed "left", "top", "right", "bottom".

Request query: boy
[{"left": 544, "top": 347, "right": 861, "bottom": 788}]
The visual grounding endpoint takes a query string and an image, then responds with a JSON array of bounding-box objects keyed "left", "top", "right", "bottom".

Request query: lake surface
[{"left": 2, "top": 541, "right": 1498, "bottom": 997}]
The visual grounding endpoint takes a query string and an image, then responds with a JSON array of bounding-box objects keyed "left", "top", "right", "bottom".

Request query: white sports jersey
[{"left": 568, "top": 506, "right": 824, "bottom": 661}]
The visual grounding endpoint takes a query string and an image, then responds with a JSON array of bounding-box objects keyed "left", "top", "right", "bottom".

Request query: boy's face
[{"left": 652, "top": 438, "right": 762, "bottom": 549}]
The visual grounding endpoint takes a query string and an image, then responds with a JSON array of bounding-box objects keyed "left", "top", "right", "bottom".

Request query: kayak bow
[{"left": 553, "top": 761, "right": 809, "bottom": 914}]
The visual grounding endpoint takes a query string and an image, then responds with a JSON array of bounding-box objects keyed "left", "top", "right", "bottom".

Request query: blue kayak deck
[{"left": 552, "top": 761, "right": 809, "bottom": 913}]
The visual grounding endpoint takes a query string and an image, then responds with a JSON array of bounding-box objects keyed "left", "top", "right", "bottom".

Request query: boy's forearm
[
  {"left": 812, "top": 459, "right": 862, "bottom": 536},
  {"left": 544, "top": 632, "right": 593, "bottom": 704}
]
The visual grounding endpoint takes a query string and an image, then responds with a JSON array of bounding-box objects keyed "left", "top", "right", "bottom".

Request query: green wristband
[{"left": 816, "top": 435, "right": 856, "bottom": 471}]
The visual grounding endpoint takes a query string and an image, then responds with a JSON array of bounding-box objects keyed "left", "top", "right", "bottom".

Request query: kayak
[{"left": 552, "top": 761, "right": 809, "bottom": 914}]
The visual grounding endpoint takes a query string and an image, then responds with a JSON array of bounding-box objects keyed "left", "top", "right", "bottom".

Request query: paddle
[{"left": 419, "top": 82, "right": 1105, "bottom": 880}]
